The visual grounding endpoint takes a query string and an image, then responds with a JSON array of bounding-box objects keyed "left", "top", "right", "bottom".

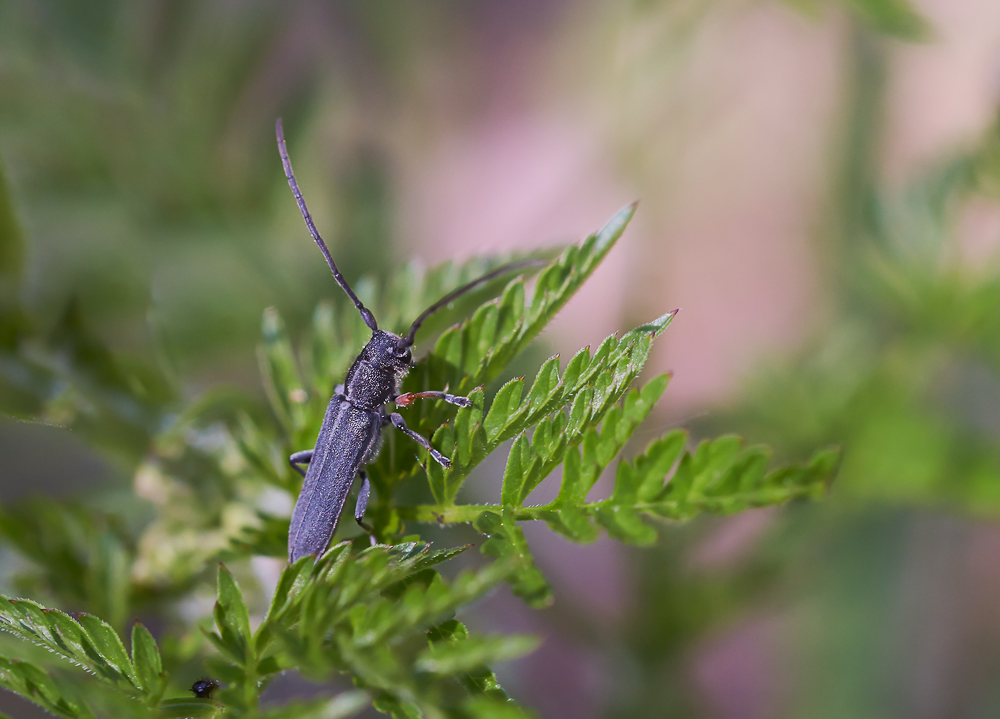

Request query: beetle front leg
[
  {"left": 289, "top": 449, "right": 314, "bottom": 477},
  {"left": 394, "top": 390, "right": 472, "bottom": 408},
  {"left": 388, "top": 412, "right": 452, "bottom": 468}
]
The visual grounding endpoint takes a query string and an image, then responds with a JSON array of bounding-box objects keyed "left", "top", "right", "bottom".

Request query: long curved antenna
[
  {"left": 276, "top": 118, "right": 378, "bottom": 331},
  {"left": 399, "top": 259, "right": 548, "bottom": 349}
]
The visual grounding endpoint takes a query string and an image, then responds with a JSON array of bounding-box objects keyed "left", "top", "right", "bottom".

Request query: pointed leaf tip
[
  {"left": 595, "top": 203, "right": 638, "bottom": 248},
  {"left": 630, "top": 310, "right": 678, "bottom": 338}
]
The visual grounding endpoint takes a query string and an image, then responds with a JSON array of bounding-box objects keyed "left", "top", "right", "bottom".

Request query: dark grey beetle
[{"left": 277, "top": 119, "right": 541, "bottom": 563}]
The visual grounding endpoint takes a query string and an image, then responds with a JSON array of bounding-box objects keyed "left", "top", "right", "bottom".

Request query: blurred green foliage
[
  {"left": 0, "top": 0, "right": 413, "bottom": 380},
  {"left": 783, "top": 0, "right": 930, "bottom": 39},
  {"left": 716, "top": 36, "right": 1000, "bottom": 512},
  {"left": 692, "top": 22, "right": 1000, "bottom": 719}
]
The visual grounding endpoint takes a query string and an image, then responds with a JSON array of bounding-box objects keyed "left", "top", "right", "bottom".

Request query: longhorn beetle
[{"left": 277, "top": 119, "right": 543, "bottom": 563}]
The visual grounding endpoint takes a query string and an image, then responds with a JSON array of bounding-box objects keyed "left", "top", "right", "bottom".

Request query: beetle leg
[
  {"left": 289, "top": 449, "right": 314, "bottom": 477},
  {"left": 354, "top": 471, "right": 371, "bottom": 524},
  {"left": 388, "top": 412, "right": 451, "bottom": 468},
  {"left": 354, "top": 471, "right": 376, "bottom": 545},
  {"left": 394, "top": 390, "right": 472, "bottom": 408}
]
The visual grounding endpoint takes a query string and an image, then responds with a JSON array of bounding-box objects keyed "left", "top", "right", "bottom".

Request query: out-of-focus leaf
[
  {"left": 462, "top": 695, "right": 539, "bottom": 719},
  {"left": 222, "top": 512, "right": 291, "bottom": 559},
  {"left": 253, "top": 692, "right": 371, "bottom": 719},
  {"left": 783, "top": 0, "right": 930, "bottom": 40},
  {"left": 130, "top": 622, "right": 165, "bottom": 701},
  {"left": 416, "top": 633, "right": 539, "bottom": 675},
  {"left": 222, "top": 542, "right": 529, "bottom": 717},
  {"left": 475, "top": 510, "right": 553, "bottom": 608},
  {"left": 208, "top": 565, "right": 252, "bottom": 667},
  {"left": 0, "top": 656, "right": 95, "bottom": 719},
  {"left": 844, "top": 0, "right": 930, "bottom": 39},
  {"left": 43, "top": 299, "right": 174, "bottom": 462},
  {"left": 0, "top": 501, "right": 132, "bottom": 630},
  {"left": 157, "top": 698, "right": 220, "bottom": 718},
  {"left": 0, "top": 593, "right": 172, "bottom": 705},
  {"left": 426, "top": 620, "right": 511, "bottom": 700},
  {"left": 259, "top": 307, "right": 313, "bottom": 446},
  {"left": 0, "top": 154, "right": 26, "bottom": 353}
]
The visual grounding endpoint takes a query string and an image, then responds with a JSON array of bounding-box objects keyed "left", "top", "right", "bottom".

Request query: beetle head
[{"left": 363, "top": 330, "right": 412, "bottom": 374}]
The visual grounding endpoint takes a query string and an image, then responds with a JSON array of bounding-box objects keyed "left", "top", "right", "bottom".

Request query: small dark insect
[
  {"left": 191, "top": 678, "right": 220, "bottom": 699},
  {"left": 276, "top": 119, "right": 543, "bottom": 563}
]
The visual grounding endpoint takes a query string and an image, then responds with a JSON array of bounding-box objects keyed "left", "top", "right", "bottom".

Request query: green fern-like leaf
[
  {"left": 0, "top": 202, "right": 832, "bottom": 719},
  {"left": 129, "top": 623, "right": 165, "bottom": 703},
  {"left": 475, "top": 510, "right": 553, "bottom": 608},
  {"left": 0, "top": 594, "right": 184, "bottom": 717},
  {"left": 206, "top": 542, "right": 536, "bottom": 717},
  {"left": 251, "top": 692, "right": 371, "bottom": 719},
  {"left": 0, "top": 656, "right": 95, "bottom": 719},
  {"left": 243, "top": 204, "right": 837, "bottom": 618},
  {"left": 0, "top": 598, "right": 139, "bottom": 693}
]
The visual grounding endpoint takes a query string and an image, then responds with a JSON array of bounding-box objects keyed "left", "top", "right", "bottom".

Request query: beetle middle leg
[
  {"left": 289, "top": 449, "right": 314, "bottom": 477},
  {"left": 387, "top": 412, "right": 451, "bottom": 468},
  {"left": 354, "top": 471, "right": 376, "bottom": 545}
]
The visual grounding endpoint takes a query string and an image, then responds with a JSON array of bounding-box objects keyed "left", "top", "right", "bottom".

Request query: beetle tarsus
[
  {"left": 389, "top": 412, "right": 452, "bottom": 468},
  {"left": 431, "top": 449, "right": 452, "bottom": 468}
]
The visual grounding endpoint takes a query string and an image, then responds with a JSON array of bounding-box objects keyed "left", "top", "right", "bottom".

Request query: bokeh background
[{"left": 3, "top": 0, "right": 1000, "bottom": 717}]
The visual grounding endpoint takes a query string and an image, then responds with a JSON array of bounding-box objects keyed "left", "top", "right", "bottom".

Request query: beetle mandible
[{"left": 276, "top": 119, "right": 541, "bottom": 563}]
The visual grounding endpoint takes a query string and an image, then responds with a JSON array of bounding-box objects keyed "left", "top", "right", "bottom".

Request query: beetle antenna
[
  {"left": 399, "top": 259, "right": 548, "bottom": 349},
  {"left": 276, "top": 118, "right": 378, "bottom": 331}
]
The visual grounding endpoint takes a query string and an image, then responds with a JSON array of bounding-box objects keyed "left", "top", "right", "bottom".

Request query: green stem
[
  {"left": 394, "top": 485, "right": 823, "bottom": 526},
  {"left": 395, "top": 504, "right": 515, "bottom": 524}
]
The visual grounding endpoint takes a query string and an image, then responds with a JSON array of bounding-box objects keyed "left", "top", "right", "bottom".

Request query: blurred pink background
[{"left": 353, "top": 0, "right": 1000, "bottom": 419}]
